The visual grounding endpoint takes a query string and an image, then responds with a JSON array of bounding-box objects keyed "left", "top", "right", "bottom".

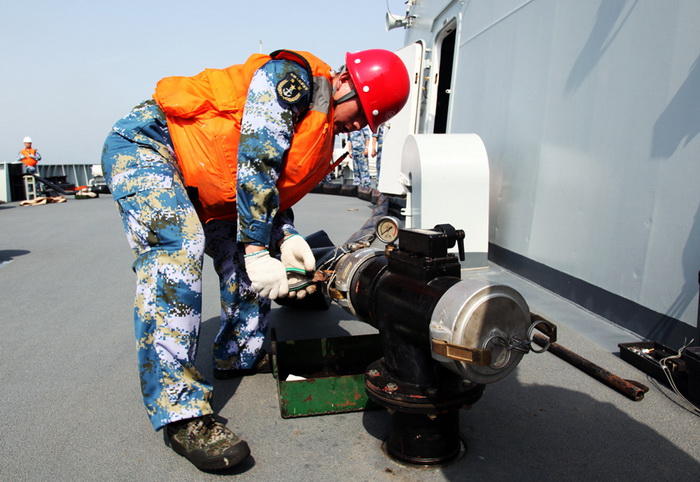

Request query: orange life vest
[
  {"left": 153, "top": 50, "right": 335, "bottom": 223},
  {"left": 20, "top": 148, "right": 39, "bottom": 167}
]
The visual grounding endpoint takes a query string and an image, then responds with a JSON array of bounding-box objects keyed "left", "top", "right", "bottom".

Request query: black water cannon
[{"left": 321, "top": 220, "right": 556, "bottom": 465}]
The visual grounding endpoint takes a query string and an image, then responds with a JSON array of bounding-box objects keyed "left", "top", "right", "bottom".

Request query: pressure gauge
[{"left": 375, "top": 216, "right": 401, "bottom": 244}]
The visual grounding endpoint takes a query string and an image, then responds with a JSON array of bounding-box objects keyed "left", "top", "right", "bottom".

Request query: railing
[{"left": 0, "top": 162, "right": 98, "bottom": 202}]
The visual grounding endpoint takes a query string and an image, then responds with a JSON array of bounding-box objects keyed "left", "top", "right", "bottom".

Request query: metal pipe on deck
[{"left": 532, "top": 334, "right": 649, "bottom": 401}]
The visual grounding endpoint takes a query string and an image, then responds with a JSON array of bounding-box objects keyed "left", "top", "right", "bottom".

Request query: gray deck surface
[{"left": 1, "top": 193, "right": 699, "bottom": 481}]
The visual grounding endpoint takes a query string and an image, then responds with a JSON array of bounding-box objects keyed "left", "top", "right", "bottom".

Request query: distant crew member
[
  {"left": 17, "top": 137, "right": 41, "bottom": 175},
  {"left": 348, "top": 125, "right": 372, "bottom": 187},
  {"left": 370, "top": 124, "right": 385, "bottom": 180}
]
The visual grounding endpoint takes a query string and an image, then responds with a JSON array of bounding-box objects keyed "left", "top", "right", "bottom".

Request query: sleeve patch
[{"left": 276, "top": 72, "right": 310, "bottom": 105}]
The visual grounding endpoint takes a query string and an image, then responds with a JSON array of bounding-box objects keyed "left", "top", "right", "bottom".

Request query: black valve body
[{"left": 349, "top": 226, "right": 485, "bottom": 465}]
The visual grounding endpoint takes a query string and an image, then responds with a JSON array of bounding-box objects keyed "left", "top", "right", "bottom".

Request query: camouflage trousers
[
  {"left": 103, "top": 128, "right": 272, "bottom": 431},
  {"left": 351, "top": 148, "right": 371, "bottom": 188}
]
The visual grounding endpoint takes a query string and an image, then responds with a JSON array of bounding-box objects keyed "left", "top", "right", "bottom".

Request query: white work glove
[
  {"left": 280, "top": 235, "right": 316, "bottom": 271},
  {"left": 244, "top": 250, "right": 289, "bottom": 300},
  {"left": 280, "top": 235, "right": 317, "bottom": 299}
]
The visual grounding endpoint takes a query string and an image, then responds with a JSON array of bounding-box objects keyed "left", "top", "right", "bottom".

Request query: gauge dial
[{"left": 375, "top": 216, "right": 401, "bottom": 244}]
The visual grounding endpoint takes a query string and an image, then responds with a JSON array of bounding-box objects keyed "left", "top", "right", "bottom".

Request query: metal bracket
[{"left": 431, "top": 339, "right": 492, "bottom": 365}]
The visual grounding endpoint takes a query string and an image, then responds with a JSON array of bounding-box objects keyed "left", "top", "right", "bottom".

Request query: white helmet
[{"left": 23, "top": 137, "right": 32, "bottom": 143}]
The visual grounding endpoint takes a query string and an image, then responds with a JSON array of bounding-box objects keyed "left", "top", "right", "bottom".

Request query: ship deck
[{"left": 1, "top": 192, "right": 698, "bottom": 481}]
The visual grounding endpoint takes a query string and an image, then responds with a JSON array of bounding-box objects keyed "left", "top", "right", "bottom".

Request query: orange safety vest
[
  {"left": 153, "top": 50, "right": 335, "bottom": 223},
  {"left": 20, "top": 148, "right": 39, "bottom": 167}
]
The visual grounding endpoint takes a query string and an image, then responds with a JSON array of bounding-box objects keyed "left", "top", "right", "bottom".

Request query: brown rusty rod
[{"left": 532, "top": 334, "right": 649, "bottom": 402}]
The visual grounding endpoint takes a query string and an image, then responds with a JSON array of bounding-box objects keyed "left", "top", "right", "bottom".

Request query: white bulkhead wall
[{"left": 402, "top": 0, "right": 700, "bottom": 328}]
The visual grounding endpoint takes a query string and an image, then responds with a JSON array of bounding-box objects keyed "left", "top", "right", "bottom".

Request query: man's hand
[
  {"left": 244, "top": 250, "right": 288, "bottom": 300},
  {"left": 280, "top": 235, "right": 316, "bottom": 299},
  {"left": 280, "top": 235, "right": 315, "bottom": 271}
]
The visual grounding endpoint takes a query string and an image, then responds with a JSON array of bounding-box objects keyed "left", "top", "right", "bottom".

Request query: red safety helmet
[{"left": 345, "top": 49, "right": 410, "bottom": 133}]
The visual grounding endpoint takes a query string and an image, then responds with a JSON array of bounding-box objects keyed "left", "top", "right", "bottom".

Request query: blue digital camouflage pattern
[
  {"left": 373, "top": 124, "right": 385, "bottom": 177},
  {"left": 237, "top": 60, "right": 309, "bottom": 246},
  {"left": 101, "top": 59, "right": 306, "bottom": 431},
  {"left": 348, "top": 126, "right": 371, "bottom": 188},
  {"left": 103, "top": 110, "right": 212, "bottom": 429}
]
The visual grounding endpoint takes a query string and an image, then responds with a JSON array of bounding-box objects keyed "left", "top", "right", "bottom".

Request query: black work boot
[
  {"left": 214, "top": 351, "right": 272, "bottom": 379},
  {"left": 166, "top": 415, "right": 250, "bottom": 471}
]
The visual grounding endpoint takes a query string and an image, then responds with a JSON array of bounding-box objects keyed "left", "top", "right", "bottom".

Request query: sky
[{"left": 1, "top": 0, "right": 408, "bottom": 165}]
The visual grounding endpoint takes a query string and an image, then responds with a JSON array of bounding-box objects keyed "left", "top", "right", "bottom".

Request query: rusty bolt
[
  {"left": 426, "top": 388, "right": 437, "bottom": 396},
  {"left": 368, "top": 369, "right": 380, "bottom": 377},
  {"left": 385, "top": 382, "right": 398, "bottom": 391}
]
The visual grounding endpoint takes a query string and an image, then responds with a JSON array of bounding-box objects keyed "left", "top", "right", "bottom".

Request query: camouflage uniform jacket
[{"left": 153, "top": 51, "right": 335, "bottom": 247}]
